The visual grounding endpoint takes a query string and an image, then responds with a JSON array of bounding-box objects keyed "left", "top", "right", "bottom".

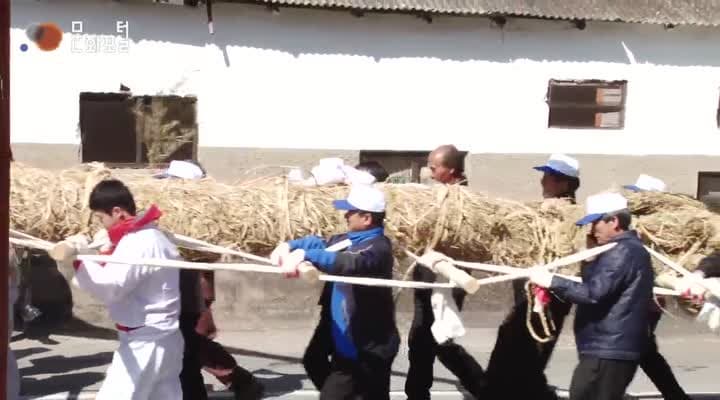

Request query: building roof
[{"left": 248, "top": 0, "right": 720, "bottom": 26}]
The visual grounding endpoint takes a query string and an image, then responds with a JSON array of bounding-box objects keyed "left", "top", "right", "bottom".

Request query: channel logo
[{"left": 21, "top": 22, "right": 63, "bottom": 52}]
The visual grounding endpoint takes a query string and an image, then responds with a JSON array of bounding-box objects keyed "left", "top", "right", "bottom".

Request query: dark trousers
[
  {"left": 484, "top": 283, "right": 571, "bottom": 400},
  {"left": 405, "top": 285, "right": 488, "bottom": 400},
  {"left": 569, "top": 356, "right": 638, "bottom": 400},
  {"left": 303, "top": 314, "right": 334, "bottom": 390},
  {"left": 319, "top": 355, "right": 392, "bottom": 400},
  {"left": 639, "top": 315, "right": 691, "bottom": 400},
  {"left": 179, "top": 313, "right": 256, "bottom": 400}
]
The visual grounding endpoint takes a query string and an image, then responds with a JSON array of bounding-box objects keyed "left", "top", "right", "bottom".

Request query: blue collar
[{"left": 347, "top": 227, "right": 384, "bottom": 246}]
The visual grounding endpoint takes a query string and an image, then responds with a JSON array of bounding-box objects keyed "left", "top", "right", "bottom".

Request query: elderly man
[
  {"left": 426, "top": 144, "right": 467, "bottom": 185},
  {"left": 405, "top": 145, "right": 488, "bottom": 400},
  {"left": 530, "top": 192, "right": 654, "bottom": 400}
]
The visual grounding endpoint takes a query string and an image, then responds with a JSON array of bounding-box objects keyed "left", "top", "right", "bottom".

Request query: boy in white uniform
[{"left": 61, "top": 179, "right": 183, "bottom": 400}]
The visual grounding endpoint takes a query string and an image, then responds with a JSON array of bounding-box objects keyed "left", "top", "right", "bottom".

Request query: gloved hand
[
  {"left": 430, "top": 291, "right": 466, "bottom": 345},
  {"left": 697, "top": 298, "right": 720, "bottom": 333},
  {"left": 49, "top": 233, "right": 90, "bottom": 262},
  {"left": 280, "top": 249, "right": 305, "bottom": 278},
  {"left": 529, "top": 267, "right": 554, "bottom": 288},
  {"left": 418, "top": 251, "right": 451, "bottom": 273},
  {"left": 532, "top": 285, "right": 552, "bottom": 313},
  {"left": 677, "top": 271, "right": 707, "bottom": 301},
  {"left": 270, "top": 242, "right": 291, "bottom": 266},
  {"left": 91, "top": 229, "right": 112, "bottom": 253}
]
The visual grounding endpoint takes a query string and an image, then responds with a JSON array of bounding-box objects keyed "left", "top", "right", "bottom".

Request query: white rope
[
  {"left": 9, "top": 230, "right": 456, "bottom": 290},
  {"left": 75, "top": 254, "right": 457, "bottom": 289},
  {"left": 645, "top": 245, "right": 720, "bottom": 299}
]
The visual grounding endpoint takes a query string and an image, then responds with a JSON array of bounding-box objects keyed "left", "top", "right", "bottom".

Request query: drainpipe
[{"left": 0, "top": 0, "right": 11, "bottom": 397}]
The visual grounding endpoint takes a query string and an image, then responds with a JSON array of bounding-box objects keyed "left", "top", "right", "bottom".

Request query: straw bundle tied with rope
[{"left": 9, "top": 163, "right": 720, "bottom": 274}]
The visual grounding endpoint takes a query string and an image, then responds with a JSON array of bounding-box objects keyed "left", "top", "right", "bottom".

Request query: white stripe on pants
[{"left": 97, "top": 328, "right": 184, "bottom": 400}]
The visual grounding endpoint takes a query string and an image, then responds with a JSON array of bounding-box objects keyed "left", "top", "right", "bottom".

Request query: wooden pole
[{"left": 0, "top": 0, "right": 12, "bottom": 397}]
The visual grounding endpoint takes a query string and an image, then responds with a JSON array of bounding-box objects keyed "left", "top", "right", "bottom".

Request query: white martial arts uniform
[{"left": 74, "top": 225, "right": 183, "bottom": 400}]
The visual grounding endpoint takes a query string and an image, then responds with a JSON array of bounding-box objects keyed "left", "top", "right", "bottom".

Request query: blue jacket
[
  {"left": 289, "top": 228, "right": 400, "bottom": 362},
  {"left": 550, "top": 230, "right": 654, "bottom": 361}
]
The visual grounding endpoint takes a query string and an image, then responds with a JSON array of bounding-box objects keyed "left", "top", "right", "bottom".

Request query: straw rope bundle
[{"left": 9, "top": 163, "right": 719, "bottom": 270}]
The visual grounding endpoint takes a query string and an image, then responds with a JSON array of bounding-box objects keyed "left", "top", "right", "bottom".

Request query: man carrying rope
[
  {"left": 156, "top": 160, "right": 265, "bottom": 400},
  {"left": 272, "top": 184, "right": 400, "bottom": 400},
  {"left": 623, "top": 175, "right": 691, "bottom": 400},
  {"left": 406, "top": 144, "right": 488, "bottom": 400},
  {"left": 57, "top": 180, "right": 184, "bottom": 400},
  {"left": 480, "top": 154, "right": 581, "bottom": 400},
  {"left": 530, "top": 192, "right": 654, "bottom": 400}
]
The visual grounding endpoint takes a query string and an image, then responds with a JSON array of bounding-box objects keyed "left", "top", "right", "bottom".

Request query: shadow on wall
[{"left": 11, "top": 0, "right": 720, "bottom": 67}]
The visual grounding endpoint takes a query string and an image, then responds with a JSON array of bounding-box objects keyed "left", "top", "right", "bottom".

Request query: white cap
[
  {"left": 157, "top": 160, "right": 205, "bottom": 180},
  {"left": 333, "top": 184, "right": 386, "bottom": 213},
  {"left": 341, "top": 165, "right": 377, "bottom": 186},
  {"left": 534, "top": 153, "right": 580, "bottom": 178},
  {"left": 576, "top": 192, "right": 628, "bottom": 226},
  {"left": 624, "top": 174, "right": 667, "bottom": 193}
]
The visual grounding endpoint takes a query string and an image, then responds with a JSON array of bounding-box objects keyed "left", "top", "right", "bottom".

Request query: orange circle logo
[{"left": 25, "top": 22, "right": 63, "bottom": 51}]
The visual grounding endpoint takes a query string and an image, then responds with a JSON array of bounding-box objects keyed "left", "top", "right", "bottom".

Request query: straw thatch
[{"left": 10, "top": 163, "right": 718, "bottom": 271}]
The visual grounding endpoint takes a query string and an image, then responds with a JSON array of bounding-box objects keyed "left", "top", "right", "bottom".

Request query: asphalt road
[{"left": 12, "top": 312, "right": 720, "bottom": 399}]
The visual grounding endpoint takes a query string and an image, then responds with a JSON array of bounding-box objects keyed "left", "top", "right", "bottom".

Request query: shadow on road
[
  {"left": 224, "top": 346, "right": 462, "bottom": 386},
  {"left": 21, "top": 372, "right": 106, "bottom": 397},
  {"left": 20, "top": 352, "right": 113, "bottom": 376}
]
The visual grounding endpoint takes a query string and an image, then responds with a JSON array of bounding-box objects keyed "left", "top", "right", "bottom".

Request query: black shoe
[{"left": 232, "top": 378, "right": 265, "bottom": 400}]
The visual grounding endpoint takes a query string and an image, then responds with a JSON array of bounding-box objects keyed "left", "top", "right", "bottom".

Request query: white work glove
[
  {"left": 418, "top": 251, "right": 451, "bottom": 273},
  {"left": 677, "top": 271, "right": 707, "bottom": 301},
  {"left": 90, "top": 229, "right": 112, "bottom": 253},
  {"left": 49, "top": 233, "right": 91, "bottom": 262},
  {"left": 430, "top": 291, "right": 466, "bottom": 345},
  {"left": 270, "top": 242, "right": 291, "bottom": 266},
  {"left": 697, "top": 297, "right": 720, "bottom": 333},
  {"left": 528, "top": 267, "right": 555, "bottom": 288},
  {"left": 279, "top": 249, "right": 305, "bottom": 279}
]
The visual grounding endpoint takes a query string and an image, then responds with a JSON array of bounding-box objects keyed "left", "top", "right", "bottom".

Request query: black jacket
[
  {"left": 698, "top": 251, "right": 720, "bottom": 278},
  {"left": 316, "top": 233, "right": 400, "bottom": 363},
  {"left": 550, "top": 230, "right": 654, "bottom": 361}
]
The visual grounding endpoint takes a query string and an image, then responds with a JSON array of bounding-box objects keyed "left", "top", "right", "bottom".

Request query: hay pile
[{"left": 9, "top": 163, "right": 718, "bottom": 270}]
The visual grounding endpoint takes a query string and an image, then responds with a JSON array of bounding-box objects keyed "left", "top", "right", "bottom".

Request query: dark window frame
[
  {"left": 697, "top": 171, "right": 720, "bottom": 200},
  {"left": 546, "top": 79, "right": 628, "bottom": 130},
  {"left": 359, "top": 149, "right": 467, "bottom": 184},
  {"left": 79, "top": 92, "right": 199, "bottom": 168}
]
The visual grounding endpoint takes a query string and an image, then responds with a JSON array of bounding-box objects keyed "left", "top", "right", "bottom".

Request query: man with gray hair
[
  {"left": 406, "top": 145, "right": 486, "bottom": 400},
  {"left": 530, "top": 192, "right": 654, "bottom": 400}
]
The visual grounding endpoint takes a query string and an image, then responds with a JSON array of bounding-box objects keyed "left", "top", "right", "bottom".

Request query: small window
[
  {"left": 359, "top": 150, "right": 467, "bottom": 184},
  {"left": 358, "top": 151, "right": 429, "bottom": 183},
  {"left": 79, "top": 93, "right": 198, "bottom": 166},
  {"left": 697, "top": 171, "right": 720, "bottom": 200},
  {"left": 546, "top": 79, "right": 627, "bottom": 129},
  {"left": 716, "top": 90, "right": 720, "bottom": 128}
]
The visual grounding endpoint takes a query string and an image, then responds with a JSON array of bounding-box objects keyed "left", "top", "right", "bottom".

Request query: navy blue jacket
[
  {"left": 550, "top": 230, "right": 654, "bottom": 361},
  {"left": 289, "top": 228, "right": 400, "bottom": 363}
]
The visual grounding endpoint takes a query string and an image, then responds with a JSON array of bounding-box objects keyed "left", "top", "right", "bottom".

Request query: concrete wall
[{"left": 10, "top": 0, "right": 720, "bottom": 155}]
